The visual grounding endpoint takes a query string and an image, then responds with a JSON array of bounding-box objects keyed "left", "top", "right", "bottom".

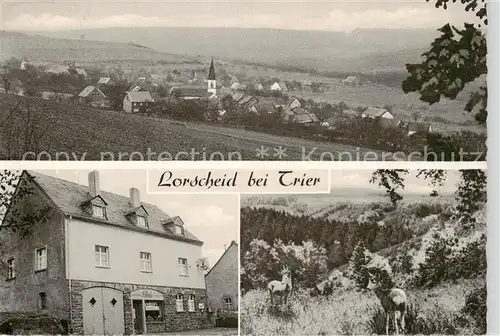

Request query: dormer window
[
  {"left": 174, "top": 224, "right": 184, "bottom": 236},
  {"left": 93, "top": 205, "right": 106, "bottom": 218},
  {"left": 81, "top": 193, "right": 108, "bottom": 219},
  {"left": 137, "top": 215, "right": 148, "bottom": 228}
]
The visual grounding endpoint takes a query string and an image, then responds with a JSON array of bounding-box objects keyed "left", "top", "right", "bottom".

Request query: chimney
[
  {"left": 130, "top": 187, "right": 141, "bottom": 207},
  {"left": 88, "top": 171, "right": 100, "bottom": 197}
]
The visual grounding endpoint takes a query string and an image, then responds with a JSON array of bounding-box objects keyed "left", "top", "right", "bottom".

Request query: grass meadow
[{"left": 241, "top": 277, "right": 484, "bottom": 336}]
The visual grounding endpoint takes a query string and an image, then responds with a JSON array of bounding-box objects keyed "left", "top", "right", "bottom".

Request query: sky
[
  {"left": 31, "top": 169, "right": 239, "bottom": 269},
  {"left": 0, "top": 0, "right": 479, "bottom": 32},
  {"left": 330, "top": 169, "right": 462, "bottom": 196}
]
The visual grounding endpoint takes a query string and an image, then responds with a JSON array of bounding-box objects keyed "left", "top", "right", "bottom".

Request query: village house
[
  {"left": 169, "top": 87, "right": 211, "bottom": 100},
  {"left": 78, "top": 86, "right": 110, "bottom": 108},
  {"left": 231, "top": 92, "right": 245, "bottom": 104},
  {"left": 289, "top": 98, "right": 302, "bottom": 110},
  {"left": 406, "top": 121, "right": 433, "bottom": 136},
  {"left": 253, "top": 83, "right": 264, "bottom": 92},
  {"left": 230, "top": 82, "right": 246, "bottom": 91},
  {"left": 360, "top": 107, "right": 395, "bottom": 120},
  {"left": 205, "top": 241, "right": 238, "bottom": 312},
  {"left": 0, "top": 171, "right": 209, "bottom": 335},
  {"left": 270, "top": 81, "right": 284, "bottom": 92},
  {"left": 293, "top": 113, "right": 320, "bottom": 125},
  {"left": 342, "top": 76, "right": 361, "bottom": 86},
  {"left": 97, "top": 77, "right": 114, "bottom": 86},
  {"left": 229, "top": 76, "right": 239, "bottom": 85},
  {"left": 123, "top": 91, "right": 154, "bottom": 113}
]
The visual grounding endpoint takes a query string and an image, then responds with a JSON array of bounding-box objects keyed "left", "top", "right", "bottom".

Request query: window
[
  {"left": 39, "top": 292, "right": 47, "bottom": 309},
  {"left": 140, "top": 252, "right": 152, "bottom": 272},
  {"left": 137, "top": 216, "right": 147, "bottom": 228},
  {"left": 145, "top": 300, "right": 164, "bottom": 322},
  {"left": 93, "top": 205, "right": 106, "bottom": 218},
  {"left": 176, "top": 294, "right": 184, "bottom": 312},
  {"left": 224, "top": 297, "right": 233, "bottom": 310},
  {"left": 35, "top": 247, "right": 47, "bottom": 271},
  {"left": 95, "top": 245, "right": 109, "bottom": 268},
  {"left": 178, "top": 258, "right": 188, "bottom": 276},
  {"left": 174, "top": 225, "right": 184, "bottom": 236},
  {"left": 7, "top": 258, "right": 15, "bottom": 279},
  {"left": 188, "top": 295, "right": 195, "bottom": 312}
]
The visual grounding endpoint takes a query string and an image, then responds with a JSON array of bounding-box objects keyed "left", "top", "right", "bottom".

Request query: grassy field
[
  {"left": 0, "top": 31, "right": 190, "bottom": 63},
  {"left": 241, "top": 276, "right": 484, "bottom": 336},
  {"left": 0, "top": 94, "right": 390, "bottom": 161}
]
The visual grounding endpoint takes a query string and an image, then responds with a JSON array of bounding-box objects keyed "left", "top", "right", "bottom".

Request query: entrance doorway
[
  {"left": 82, "top": 287, "right": 125, "bottom": 335},
  {"left": 131, "top": 289, "right": 165, "bottom": 334},
  {"left": 132, "top": 300, "right": 145, "bottom": 334}
]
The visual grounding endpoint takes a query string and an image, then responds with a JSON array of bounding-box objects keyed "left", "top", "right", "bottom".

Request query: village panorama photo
[
  {"left": 240, "top": 169, "right": 487, "bottom": 335},
  {"left": 0, "top": 169, "right": 239, "bottom": 335},
  {"left": 0, "top": 1, "right": 488, "bottom": 161}
]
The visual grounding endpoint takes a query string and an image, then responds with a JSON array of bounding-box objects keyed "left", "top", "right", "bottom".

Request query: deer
[
  {"left": 267, "top": 265, "right": 292, "bottom": 306},
  {"left": 366, "top": 271, "right": 407, "bottom": 335}
]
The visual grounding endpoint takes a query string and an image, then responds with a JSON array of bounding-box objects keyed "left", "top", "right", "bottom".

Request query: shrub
[
  {"left": 215, "top": 310, "right": 238, "bottom": 328},
  {"left": 461, "top": 285, "right": 487, "bottom": 334},
  {"left": 414, "top": 203, "right": 442, "bottom": 218}
]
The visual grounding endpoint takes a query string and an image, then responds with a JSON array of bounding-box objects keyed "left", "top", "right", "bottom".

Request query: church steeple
[
  {"left": 207, "top": 59, "right": 217, "bottom": 96},
  {"left": 208, "top": 59, "right": 216, "bottom": 80}
]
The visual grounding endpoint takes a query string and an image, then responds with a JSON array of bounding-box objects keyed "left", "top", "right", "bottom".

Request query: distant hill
[
  {"left": 30, "top": 27, "right": 439, "bottom": 72},
  {"left": 0, "top": 31, "right": 191, "bottom": 63}
]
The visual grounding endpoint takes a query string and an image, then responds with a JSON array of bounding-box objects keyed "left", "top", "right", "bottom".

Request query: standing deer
[
  {"left": 367, "top": 273, "right": 407, "bottom": 335},
  {"left": 267, "top": 265, "right": 292, "bottom": 306}
]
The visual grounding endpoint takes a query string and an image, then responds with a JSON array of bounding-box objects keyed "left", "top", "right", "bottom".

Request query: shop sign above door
[{"left": 131, "top": 289, "right": 164, "bottom": 300}]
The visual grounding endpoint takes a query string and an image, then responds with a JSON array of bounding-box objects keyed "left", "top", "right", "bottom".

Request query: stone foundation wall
[{"left": 67, "top": 280, "right": 210, "bottom": 335}]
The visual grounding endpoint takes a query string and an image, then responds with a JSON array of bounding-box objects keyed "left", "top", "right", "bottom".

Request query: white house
[
  {"left": 0, "top": 170, "right": 209, "bottom": 335},
  {"left": 289, "top": 98, "right": 301, "bottom": 110},
  {"left": 270, "top": 82, "right": 283, "bottom": 91},
  {"left": 360, "top": 107, "right": 394, "bottom": 120}
]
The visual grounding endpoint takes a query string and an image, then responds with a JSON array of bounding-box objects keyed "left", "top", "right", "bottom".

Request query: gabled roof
[
  {"left": 361, "top": 107, "right": 392, "bottom": 118},
  {"left": 78, "top": 86, "right": 105, "bottom": 98},
  {"left": 294, "top": 113, "right": 318, "bottom": 124},
  {"left": 238, "top": 95, "right": 253, "bottom": 106},
  {"left": 126, "top": 91, "right": 154, "bottom": 103},
  {"left": 127, "top": 84, "right": 142, "bottom": 92},
  {"left": 253, "top": 101, "right": 275, "bottom": 114},
  {"left": 231, "top": 92, "right": 245, "bottom": 102},
  {"left": 97, "top": 77, "right": 112, "bottom": 85},
  {"left": 23, "top": 171, "right": 202, "bottom": 245},
  {"left": 74, "top": 67, "right": 87, "bottom": 76},
  {"left": 205, "top": 240, "right": 238, "bottom": 277},
  {"left": 149, "top": 74, "right": 162, "bottom": 81},
  {"left": 207, "top": 59, "right": 216, "bottom": 80},
  {"left": 170, "top": 86, "right": 209, "bottom": 98}
]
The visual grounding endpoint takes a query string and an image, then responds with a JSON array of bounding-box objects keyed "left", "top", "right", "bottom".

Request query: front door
[
  {"left": 133, "top": 300, "right": 144, "bottom": 334},
  {"left": 82, "top": 287, "right": 125, "bottom": 335}
]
